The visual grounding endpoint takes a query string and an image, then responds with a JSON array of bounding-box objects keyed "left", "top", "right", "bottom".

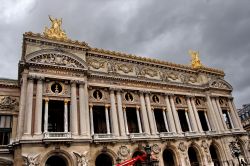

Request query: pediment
[
  {"left": 209, "top": 79, "right": 232, "bottom": 90},
  {"left": 26, "top": 49, "right": 88, "bottom": 70}
]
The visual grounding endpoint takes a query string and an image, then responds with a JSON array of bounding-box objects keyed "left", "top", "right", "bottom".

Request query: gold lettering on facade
[{"left": 44, "top": 16, "right": 67, "bottom": 40}]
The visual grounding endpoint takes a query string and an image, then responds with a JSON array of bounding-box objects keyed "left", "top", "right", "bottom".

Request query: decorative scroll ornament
[
  {"left": 22, "top": 154, "right": 40, "bottom": 166},
  {"left": 118, "top": 146, "right": 130, "bottom": 158},
  {"left": 73, "top": 151, "right": 89, "bottom": 166},
  {"left": 88, "top": 58, "right": 105, "bottom": 69},
  {"left": 44, "top": 15, "right": 67, "bottom": 40},
  {"left": 189, "top": 50, "right": 202, "bottom": 68},
  {"left": 143, "top": 68, "right": 158, "bottom": 77},
  {"left": 117, "top": 63, "right": 133, "bottom": 74},
  {"left": 0, "top": 96, "right": 18, "bottom": 110}
]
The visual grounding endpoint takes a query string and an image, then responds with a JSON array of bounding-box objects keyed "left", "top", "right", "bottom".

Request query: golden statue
[
  {"left": 189, "top": 50, "right": 203, "bottom": 68},
  {"left": 44, "top": 15, "right": 67, "bottom": 40}
]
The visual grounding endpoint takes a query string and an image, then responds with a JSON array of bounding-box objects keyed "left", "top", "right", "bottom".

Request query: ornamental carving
[
  {"left": 152, "top": 144, "right": 161, "bottom": 154},
  {"left": 142, "top": 68, "right": 158, "bottom": 77},
  {"left": 118, "top": 146, "right": 130, "bottom": 158},
  {"left": 22, "top": 154, "right": 40, "bottom": 166},
  {"left": 168, "top": 72, "right": 179, "bottom": 80},
  {"left": 178, "top": 142, "right": 187, "bottom": 152},
  {"left": 0, "top": 96, "right": 18, "bottom": 111},
  {"left": 135, "top": 66, "right": 145, "bottom": 76},
  {"left": 44, "top": 82, "right": 69, "bottom": 97},
  {"left": 201, "top": 140, "right": 209, "bottom": 152},
  {"left": 88, "top": 58, "right": 105, "bottom": 69},
  {"left": 29, "top": 53, "right": 85, "bottom": 69},
  {"left": 73, "top": 151, "right": 89, "bottom": 166},
  {"left": 107, "top": 61, "right": 117, "bottom": 73},
  {"left": 210, "top": 79, "right": 232, "bottom": 90},
  {"left": 117, "top": 63, "right": 133, "bottom": 74}
]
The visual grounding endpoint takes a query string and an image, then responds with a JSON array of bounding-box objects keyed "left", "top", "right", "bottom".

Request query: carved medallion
[
  {"left": 178, "top": 142, "right": 187, "bottom": 152},
  {"left": 118, "top": 146, "right": 130, "bottom": 157},
  {"left": 152, "top": 144, "right": 161, "bottom": 154}
]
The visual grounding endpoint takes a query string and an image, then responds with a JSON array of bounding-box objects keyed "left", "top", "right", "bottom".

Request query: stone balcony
[
  {"left": 43, "top": 132, "right": 72, "bottom": 140},
  {"left": 129, "top": 133, "right": 149, "bottom": 140},
  {"left": 93, "top": 133, "right": 117, "bottom": 142}
]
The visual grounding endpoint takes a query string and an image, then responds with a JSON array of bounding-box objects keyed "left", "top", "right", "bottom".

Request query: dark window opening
[
  {"left": 45, "top": 155, "right": 67, "bottom": 166},
  {"left": 93, "top": 106, "right": 107, "bottom": 133},
  {"left": 222, "top": 110, "right": 232, "bottom": 129},
  {"left": 95, "top": 153, "right": 113, "bottom": 166},
  {"left": 0, "top": 115, "right": 12, "bottom": 145},
  {"left": 51, "top": 82, "right": 62, "bottom": 94},
  {"left": 163, "top": 149, "right": 175, "bottom": 166},
  {"left": 210, "top": 145, "right": 221, "bottom": 166},
  {"left": 47, "top": 100, "right": 65, "bottom": 132},
  {"left": 177, "top": 110, "right": 189, "bottom": 132},
  {"left": 198, "top": 111, "right": 209, "bottom": 131},
  {"left": 188, "top": 147, "right": 199, "bottom": 166},
  {"left": 154, "top": 109, "right": 167, "bottom": 132},
  {"left": 126, "top": 107, "right": 139, "bottom": 133}
]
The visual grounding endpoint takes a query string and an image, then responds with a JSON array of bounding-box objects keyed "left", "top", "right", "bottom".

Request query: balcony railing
[
  {"left": 129, "top": 133, "right": 149, "bottom": 139},
  {"left": 159, "top": 132, "right": 176, "bottom": 138},
  {"left": 44, "top": 132, "right": 72, "bottom": 139}
]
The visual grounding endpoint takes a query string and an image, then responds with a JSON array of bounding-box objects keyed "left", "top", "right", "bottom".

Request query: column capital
[
  {"left": 122, "top": 105, "right": 126, "bottom": 110},
  {"left": 162, "top": 107, "right": 166, "bottom": 111},
  {"left": 27, "top": 75, "right": 35, "bottom": 80},
  {"left": 165, "top": 93, "right": 174, "bottom": 97},
  {"left": 37, "top": 76, "right": 45, "bottom": 81},
  {"left": 151, "top": 106, "right": 154, "bottom": 111},
  {"left": 139, "top": 90, "right": 149, "bottom": 95},
  {"left": 136, "top": 105, "right": 140, "bottom": 109},
  {"left": 78, "top": 81, "right": 86, "bottom": 85},
  {"left": 64, "top": 99, "right": 69, "bottom": 104},
  {"left": 89, "top": 103, "right": 93, "bottom": 107},
  {"left": 105, "top": 104, "right": 110, "bottom": 108},
  {"left": 70, "top": 80, "right": 77, "bottom": 84},
  {"left": 44, "top": 97, "right": 49, "bottom": 102}
]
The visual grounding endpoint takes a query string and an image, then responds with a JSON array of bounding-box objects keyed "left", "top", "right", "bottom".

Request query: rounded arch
[
  {"left": 95, "top": 153, "right": 113, "bottom": 166},
  {"left": 210, "top": 140, "right": 226, "bottom": 162},
  {"left": 132, "top": 150, "right": 145, "bottom": 166},
  {"left": 162, "top": 148, "right": 178, "bottom": 166},
  {"left": 188, "top": 144, "right": 203, "bottom": 166},
  {"left": 25, "top": 49, "right": 88, "bottom": 70},
  {"left": 209, "top": 79, "right": 233, "bottom": 90},
  {"left": 41, "top": 150, "right": 74, "bottom": 166},
  {"left": 162, "top": 145, "right": 180, "bottom": 166},
  {"left": 209, "top": 144, "right": 221, "bottom": 166},
  {"left": 0, "top": 157, "right": 13, "bottom": 166},
  {"left": 94, "top": 148, "right": 116, "bottom": 166}
]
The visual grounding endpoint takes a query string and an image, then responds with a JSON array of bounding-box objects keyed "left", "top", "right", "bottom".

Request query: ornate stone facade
[{"left": 0, "top": 22, "right": 249, "bottom": 166}]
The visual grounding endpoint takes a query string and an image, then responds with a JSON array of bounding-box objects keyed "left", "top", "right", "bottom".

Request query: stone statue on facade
[
  {"left": 22, "top": 154, "right": 40, "bottom": 166},
  {"left": 73, "top": 151, "right": 89, "bottom": 166}
]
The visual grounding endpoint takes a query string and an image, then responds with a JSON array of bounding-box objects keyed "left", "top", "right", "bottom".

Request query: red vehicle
[{"left": 116, "top": 153, "right": 147, "bottom": 166}]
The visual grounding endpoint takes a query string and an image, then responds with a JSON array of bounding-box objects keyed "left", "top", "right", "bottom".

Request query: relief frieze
[
  {"left": 29, "top": 53, "right": 84, "bottom": 68},
  {"left": 142, "top": 67, "right": 158, "bottom": 77},
  {"left": 88, "top": 58, "right": 105, "bottom": 70},
  {"left": 0, "top": 96, "right": 19, "bottom": 111},
  {"left": 117, "top": 63, "right": 133, "bottom": 74}
]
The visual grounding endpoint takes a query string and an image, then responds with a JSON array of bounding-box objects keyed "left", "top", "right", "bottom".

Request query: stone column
[
  {"left": 84, "top": 81, "right": 90, "bottom": 136},
  {"left": 116, "top": 90, "right": 126, "bottom": 136},
  {"left": 139, "top": 92, "right": 150, "bottom": 134},
  {"left": 70, "top": 81, "right": 78, "bottom": 135},
  {"left": 228, "top": 99, "right": 240, "bottom": 129},
  {"left": 64, "top": 99, "right": 68, "bottom": 132},
  {"left": 215, "top": 98, "right": 228, "bottom": 130},
  {"left": 185, "top": 110, "right": 192, "bottom": 131},
  {"left": 169, "top": 95, "right": 182, "bottom": 133},
  {"left": 145, "top": 93, "right": 156, "bottom": 135},
  {"left": 34, "top": 78, "right": 43, "bottom": 135},
  {"left": 190, "top": 97, "right": 203, "bottom": 132},
  {"left": 211, "top": 98, "right": 224, "bottom": 131},
  {"left": 205, "top": 95, "right": 218, "bottom": 131},
  {"left": 230, "top": 99, "right": 244, "bottom": 130},
  {"left": 110, "top": 89, "right": 119, "bottom": 136},
  {"left": 162, "top": 108, "right": 169, "bottom": 132},
  {"left": 136, "top": 106, "right": 143, "bottom": 133},
  {"left": 164, "top": 95, "right": 176, "bottom": 132},
  {"left": 44, "top": 98, "right": 49, "bottom": 132},
  {"left": 79, "top": 82, "right": 88, "bottom": 136},
  {"left": 89, "top": 104, "right": 94, "bottom": 135},
  {"left": 105, "top": 105, "right": 111, "bottom": 134},
  {"left": 17, "top": 72, "right": 28, "bottom": 139},
  {"left": 186, "top": 97, "right": 198, "bottom": 132},
  {"left": 123, "top": 106, "right": 129, "bottom": 135},
  {"left": 24, "top": 77, "right": 34, "bottom": 136}
]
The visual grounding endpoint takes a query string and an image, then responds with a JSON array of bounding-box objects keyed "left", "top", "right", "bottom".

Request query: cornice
[{"left": 0, "top": 78, "right": 19, "bottom": 88}]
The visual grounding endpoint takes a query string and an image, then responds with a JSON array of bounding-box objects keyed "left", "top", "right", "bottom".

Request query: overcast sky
[{"left": 0, "top": 0, "right": 250, "bottom": 108}]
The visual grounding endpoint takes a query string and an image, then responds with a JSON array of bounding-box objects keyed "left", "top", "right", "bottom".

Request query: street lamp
[
  {"left": 142, "top": 144, "right": 159, "bottom": 166},
  {"left": 229, "top": 140, "right": 241, "bottom": 166}
]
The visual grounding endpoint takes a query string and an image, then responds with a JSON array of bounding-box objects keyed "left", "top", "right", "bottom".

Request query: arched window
[
  {"left": 188, "top": 147, "right": 200, "bottom": 166},
  {"left": 209, "top": 145, "right": 221, "bottom": 166},
  {"left": 45, "top": 155, "right": 67, "bottom": 166},
  {"left": 163, "top": 149, "right": 176, "bottom": 166},
  {"left": 95, "top": 153, "right": 113, "bottom": 166}
]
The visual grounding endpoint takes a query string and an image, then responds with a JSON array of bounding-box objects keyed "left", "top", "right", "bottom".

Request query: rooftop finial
[
  {"left": 43, "top": 15, "right": 67, "bottom": 40},
  {"left": 189, "top": 50, "right": 202, "bottom": 68}
]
